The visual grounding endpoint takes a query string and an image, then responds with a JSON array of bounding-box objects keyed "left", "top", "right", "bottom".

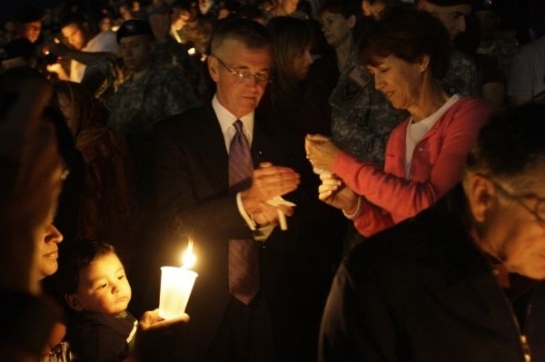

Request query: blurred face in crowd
[
  {"left": 4, "top": 20, "right": 16, "bottom": 33},
  {"left": 119, "top": 5, "right": 134, "bottom": 21},
  {"left": 467, "top": 174, "right": 545, "bottom": 280},
  {"left": 362, "top": 0, "right": 385, "bottom": 19},
  {"left": 320, "top": 10, "right": 356, "bottom": 49},
  {"left": 22, "top": 20, "right": 42, "bottom": 43},
  {"left": 61, "top": 22, "right": 88, "bottom": 50},
  {"left": 367, "top": 54, "right": 429, "bottom": 111},
  {"left": 119, "top": 34, "right": 155, "bottom": 72},
  {"left": 417, "top": 0, "right": 472, "bottom": 42},
  {"left": 99, "top": 16, "right": 113, "bottom": 32},
  {"left": 67, "top": 252, "right": 132, "bottom": 315},
  {"left": 149, "top": 11, "right": 171, "bottom": 39},
  {"left": 209, "top": 39, "right": 272, "bottom": 118},
  {"left": 291, "top": 45, "right": 313, "bottom": 80},
  {"left": 279, "top": 0, "right": 299, "bottom": 15}
]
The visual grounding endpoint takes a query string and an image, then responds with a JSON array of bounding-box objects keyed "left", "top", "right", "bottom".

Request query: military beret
[
  {"left": 116, "top": 19, "right": 153, "bottom": 43},
  {"left": 420, "top": 0, "right": 476, "bottom": 6},
  {"left": 146, "top": 1, "right": 173, "bottom": 17}
]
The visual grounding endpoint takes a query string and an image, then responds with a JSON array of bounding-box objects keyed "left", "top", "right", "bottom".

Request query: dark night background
[
  {"left": 0, "top": 0, "right": 538, "bottom": 49},
  {"left": 0, "top": 0, "right": 103, "bottom": 23},
  {"left": 0, "top": 0, "right": 534, "bottom": 33}
]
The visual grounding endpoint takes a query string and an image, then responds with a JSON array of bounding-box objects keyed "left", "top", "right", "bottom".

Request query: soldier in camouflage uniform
[
  {"left": 442, "top": 49, "right": 478, "bottom": 96},
  {"left": 330, "top": 54, "right": 407, "bottom": 167},
  {"left": 329, "top": 52, "right": 407, "bottom": 252},
  {"left": 147, "top": 1, "right": 207, "bottom": 100},
  {"left": 417, "top": 0, "right": 478, "bottom": 96},
  {"left": 107, "top": 19, "right": 199, "bottom": 197}
]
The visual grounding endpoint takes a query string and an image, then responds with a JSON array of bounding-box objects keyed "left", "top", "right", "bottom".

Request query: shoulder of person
[
  {"left": 515, "top": 36, "right": 545, "bottom": 57},
  {"left": 446, "top": 96, "right": 493, "bottom": 121},
  {"left": 343, "top": 195, "right": 472, "bottom": 285},
  {"left": 151, "top": 64, "right": 194, "bottom": 93},
  {"left": 155, "top": 104, "right": 209, "bottom": 133}
]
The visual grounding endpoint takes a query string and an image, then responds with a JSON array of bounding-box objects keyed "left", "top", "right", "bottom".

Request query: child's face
[{"left": 72, "top": 252, "right": 132, "bottom": 315}]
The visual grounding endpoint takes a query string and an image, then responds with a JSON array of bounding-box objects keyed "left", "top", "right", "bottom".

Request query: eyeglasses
[
  {"left": 213, "top": 55, "right": 270, "bottom": 85},
  {"left": 486, "top": 176, "right": 545, "bottom": 226}
]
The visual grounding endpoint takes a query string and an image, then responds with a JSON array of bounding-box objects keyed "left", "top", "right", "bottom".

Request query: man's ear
[
  {"left": 465, "top": 174, "right": 497, "bottom": 223},
  {"left": 208, "top": 56, "right": 219, "bottom": 82},
  {"left": 65, "top": 294, "right": 84, "bottom": 311}
]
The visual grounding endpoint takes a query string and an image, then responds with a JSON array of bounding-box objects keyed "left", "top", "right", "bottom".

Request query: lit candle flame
[
  {"left": 53, "top": 38, "right": 60, "bottom": 44},
  {"left": 181, "top": 240, "right": 196, "bottom": 269}
]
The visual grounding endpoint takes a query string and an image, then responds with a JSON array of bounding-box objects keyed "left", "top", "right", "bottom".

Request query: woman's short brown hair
[{"left": 357, "top": 8, "right": 450, "bottom": 79}]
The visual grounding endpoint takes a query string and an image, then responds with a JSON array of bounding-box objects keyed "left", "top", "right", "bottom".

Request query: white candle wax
[{"left": 158, "top": 266, "right": 198, "bottom": 320}]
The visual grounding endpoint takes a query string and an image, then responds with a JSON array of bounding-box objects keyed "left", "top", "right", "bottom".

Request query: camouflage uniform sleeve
[
  {"left": 442, "top": 51, "right": 478, "bottom": 96},
  {"left": 162, "top": 67, "right": 200, "bottom": 117}
]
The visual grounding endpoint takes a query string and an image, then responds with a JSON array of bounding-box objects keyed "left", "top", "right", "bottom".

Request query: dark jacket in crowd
[{"left": 320, "top": 185, "right": 545, "bottom": 362}]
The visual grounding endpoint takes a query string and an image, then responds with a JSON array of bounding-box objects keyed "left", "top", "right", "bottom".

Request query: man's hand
[
  {"left": 241, "top": 162, "right": 299, "bottom": 226},
  {"left": 46, "top": 63, "right": 70, "bottom": 81}
]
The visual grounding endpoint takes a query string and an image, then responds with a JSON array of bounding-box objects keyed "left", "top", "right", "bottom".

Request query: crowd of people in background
[{"left": 1, "top": 0, "right": 545, "bottom": 361}]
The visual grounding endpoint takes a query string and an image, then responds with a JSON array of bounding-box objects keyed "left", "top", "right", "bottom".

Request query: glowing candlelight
[
  {"left": 158, "top": 241, "right": 198, "bottom": 320},
  {"left": 181, "top": 240, "right": 196, "bottom": 268}
]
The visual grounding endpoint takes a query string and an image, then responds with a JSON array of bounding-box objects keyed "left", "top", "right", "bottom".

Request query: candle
[{"left": 158, "top": 241, "right": 198, "bottom": 320}]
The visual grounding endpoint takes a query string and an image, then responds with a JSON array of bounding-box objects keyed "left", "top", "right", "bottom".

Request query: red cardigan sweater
[{"left": 332, "top": 97, "right": 492, "bottom": 237}]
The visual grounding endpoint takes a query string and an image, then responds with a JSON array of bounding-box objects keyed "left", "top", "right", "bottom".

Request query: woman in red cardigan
[{"left": 306, "top": 8, "right": 493, "bottom": 238}]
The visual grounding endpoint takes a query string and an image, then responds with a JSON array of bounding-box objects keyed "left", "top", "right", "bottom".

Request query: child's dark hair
[{"left": 59, "top": 239, "right": 116, "bottom": 295}]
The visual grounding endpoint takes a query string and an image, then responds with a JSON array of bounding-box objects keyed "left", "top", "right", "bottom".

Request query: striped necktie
[{"left": 228, "top": 120, "right": 259, "bottom": 305}]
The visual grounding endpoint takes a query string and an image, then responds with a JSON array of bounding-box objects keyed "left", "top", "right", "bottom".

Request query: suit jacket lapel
[{"left": 193, "top": 105, "right": 230, "bottom": 191}]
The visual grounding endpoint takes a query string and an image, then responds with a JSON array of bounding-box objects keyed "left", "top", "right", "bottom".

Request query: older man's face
[
  {"left": 209, "top": 39, "right": 272, "bottom": 118},
  {"left": 477, "top": 178, "right": 545, "bottom": 280},
  {"left": 418, "top": 0, "right": 471, "bottom": 42}
]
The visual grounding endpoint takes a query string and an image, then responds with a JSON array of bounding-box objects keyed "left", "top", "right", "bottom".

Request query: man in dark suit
[{"left": 152, "top": 18, "right": 302, "bottom": 361}]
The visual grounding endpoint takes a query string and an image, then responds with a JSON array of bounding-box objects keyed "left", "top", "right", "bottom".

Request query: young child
[{"left": 60, "top": 240, "right": 137, "bottom": 362}]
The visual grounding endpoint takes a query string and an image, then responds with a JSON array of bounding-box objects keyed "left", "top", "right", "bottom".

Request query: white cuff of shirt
[{"left": 236, "top": 192, "right": 275, "bottom": 241}]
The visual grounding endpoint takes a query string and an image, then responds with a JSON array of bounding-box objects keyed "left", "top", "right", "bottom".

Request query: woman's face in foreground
[{"left": 367, "top": 54, "right": 426, "bottom": 110}]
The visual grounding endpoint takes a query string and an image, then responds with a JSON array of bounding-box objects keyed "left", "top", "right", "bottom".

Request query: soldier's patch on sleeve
[
  {"left": 329, "top": 65, "right": 371, "bottom": 109},
  {"left": 348, "top": 65, "right": 372, "bottom": 88}
]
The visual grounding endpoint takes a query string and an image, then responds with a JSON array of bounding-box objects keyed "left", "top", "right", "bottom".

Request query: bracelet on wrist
[{"left": 342, "top": 195, "right": 362, "bottom": 220}]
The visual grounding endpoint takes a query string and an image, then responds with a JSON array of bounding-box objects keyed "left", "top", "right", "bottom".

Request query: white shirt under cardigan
[{"left": 405, "top": 94, "right": 460, "bottom": 177}]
